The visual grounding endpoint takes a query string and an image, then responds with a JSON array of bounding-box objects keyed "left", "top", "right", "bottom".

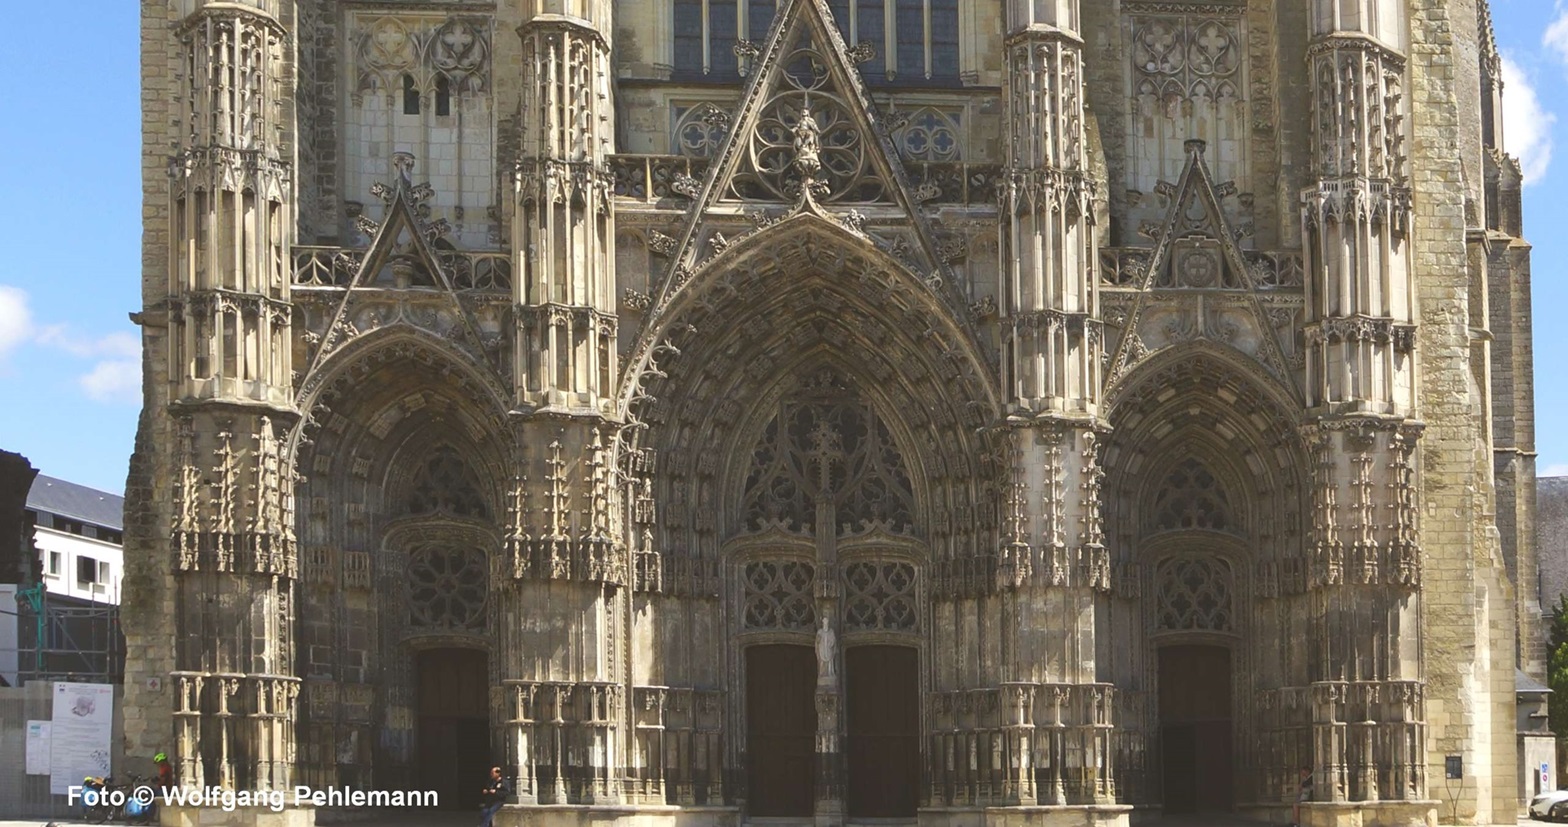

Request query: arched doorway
[
  {"left": 1158, "top": 644, "right": 1233, "bottom": 813},
  {"left": 729, "top": 371, "right": 927, "bottom": 817},
  {"left": 416, "top": 648, "right": 490, "bottom": 810}
]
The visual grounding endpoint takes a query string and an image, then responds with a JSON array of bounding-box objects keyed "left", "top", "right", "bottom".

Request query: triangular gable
[
  {"left": 1107, "top": 141, "right": 1295, "bottom": 390},
  {"left": 657, "top": 0, "right": 951, "bottom": 288},
  {"left": 301, "top": 157, "right": 493, "bottom": 391}
]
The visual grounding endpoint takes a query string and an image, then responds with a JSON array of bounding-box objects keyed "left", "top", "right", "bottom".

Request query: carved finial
[
  {"left": 1184, "top": 139, "right": 1207, "bottom": 157},
  {"left": 734, "top": 39, "right": 761, "bottom": 75},
  {"left": 699, "top": 104, "right": 732, "bottom": 131},
  {"left": 392, "top": 151, "right": 416, "bottom": 183}
]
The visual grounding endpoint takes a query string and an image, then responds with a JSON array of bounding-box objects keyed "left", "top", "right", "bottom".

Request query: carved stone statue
[
  {"left": 792, "top": 107, "right": 822, "bottom": 180},
  {"left": 815, "top": 615, "right": 836, "bottom": 684}
]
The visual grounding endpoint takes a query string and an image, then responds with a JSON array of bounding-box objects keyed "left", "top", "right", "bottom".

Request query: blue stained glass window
[
  {"left": 710, "top": 0, "right": 740, "bottom": 77},
  {"left": 829, "top": 0, "right": 853, "bottom": 39},
  {"left": 895, "top": 1, "right": 924, "bottom": 79},
  {"left": 671, "top": 0, "right": 953, "bottom": 85},
  {"left": 749, "top": 0, "right": 777, "bottom": 42},
  {"left": 930, "top": 0, "right": 958, "bottom": 79},
  {"left": 674, "top": 0, "right": 704, "bottom": 76},
  {"left": 857, "top": 0, "right": 887, "bottom": 79}
]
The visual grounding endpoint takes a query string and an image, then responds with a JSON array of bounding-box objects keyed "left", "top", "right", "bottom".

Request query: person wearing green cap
[{"left": 153, "top": 752, "right": 174, "bottom": 793}]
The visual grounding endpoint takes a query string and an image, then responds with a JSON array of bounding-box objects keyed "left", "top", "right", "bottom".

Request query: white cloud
[
  {"left": 1501, "top": 55, "right": 1556, "bottom": 186},
  {"left": 0, "top": 285, "right": 32, "bottom": 360},
  {"left": 0, "top": 285, "right": 140, "bottom": 405},
  {"left": 36, "top": 325, "right": 139, "bottom": 359},
  {"left": 1546, "top": 3, "right": 1568, "bottom": 64},
  {"left": 1543, "top": 464, "right": 1568, "bottom": 478},
  {"left": 78, "top": 358, "right": 141, "bottom": 406}
]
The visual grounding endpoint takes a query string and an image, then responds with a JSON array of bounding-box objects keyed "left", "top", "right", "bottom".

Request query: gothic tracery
[{"left": 128, "top": 0, "right": 1535, "bottom": 822}]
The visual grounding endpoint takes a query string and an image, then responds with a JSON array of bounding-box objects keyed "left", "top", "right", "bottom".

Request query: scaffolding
[{"left": 10, "top": 583, "right": 123, "bottom": 684}]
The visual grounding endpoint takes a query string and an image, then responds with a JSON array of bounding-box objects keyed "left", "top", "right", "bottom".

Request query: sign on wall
[
  {"left": 48, "top": 682, "right": 114, "bottom": 795},
  {"left": 25, "top": 721, "right": 50, "bottom": 775}
]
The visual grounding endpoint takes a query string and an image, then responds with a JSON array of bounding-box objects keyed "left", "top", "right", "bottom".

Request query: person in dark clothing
[{"left": 479, "top": 766, "right": 509, "bottom": 827}]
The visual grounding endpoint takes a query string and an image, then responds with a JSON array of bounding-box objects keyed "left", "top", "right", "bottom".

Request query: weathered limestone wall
[
  {"left": 1539, "top": 478, "right": 1568, "bottom": 612},
  {"left": 1408, "top": 0, "right": 1518, "bottom": 821},
  {"left": 123, "top": 0, "right": 182, "bottom": 768}
]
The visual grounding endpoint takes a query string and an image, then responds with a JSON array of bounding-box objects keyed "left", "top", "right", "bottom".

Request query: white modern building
[
  {"left": 26, "top": 476, "right": 124, "bottom": 605},
  {"left": 0, "top": 475, "right": 124, "bottom": 687}
]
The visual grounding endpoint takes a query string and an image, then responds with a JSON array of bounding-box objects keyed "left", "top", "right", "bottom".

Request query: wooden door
[
  {"left": 1158, "top": 645, "right": 1233, "bottom": 813},
  {"left": 416, "top": 648, "right": 490, "bottom": 810},
  {"left": 746, "top": 645, "right": 817, "bottom": 816},
  {"left": 845, "top": 645, "right": 920, "bottom": 818}
]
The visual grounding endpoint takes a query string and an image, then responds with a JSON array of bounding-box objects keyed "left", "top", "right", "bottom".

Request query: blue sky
[{"left": 1, "top": 3, "right": 1567, "bottom": 494}]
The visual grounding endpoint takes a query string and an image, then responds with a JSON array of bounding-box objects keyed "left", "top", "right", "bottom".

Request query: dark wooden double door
[
  {"left": 746, "top": 644, "right": 919, "bottom": 818},
  {"left": 415, "top": 648, "right": 491, "bottom": 811},
  {"left": 1158, "top": 645, "right": 1234, "bottom": 814}
]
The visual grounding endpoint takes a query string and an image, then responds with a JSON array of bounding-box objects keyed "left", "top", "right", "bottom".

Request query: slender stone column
[
  {"left": 499, "top": 0, "right": 627, "bottom": 805},
  {"left": 138, "top": 0, "right": 305, "bottom": 795},
  {"left": 1299, "top": 2, "right": 1425, "bottom": 809},
  {"left": 990, "top": 0, "right": 1115, "bottom": 807}
]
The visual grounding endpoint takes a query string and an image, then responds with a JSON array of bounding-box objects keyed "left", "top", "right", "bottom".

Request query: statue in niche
[
  {"left": 815, "top": 615, "right": 836, "bottom": 685},
  {"left": 793, "top": 106, "right": 822, "bottom": 180}
]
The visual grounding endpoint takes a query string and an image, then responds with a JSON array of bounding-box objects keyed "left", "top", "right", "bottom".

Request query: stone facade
[{"left": 126, "top": 0, "right": 1539, "bottom": 824}]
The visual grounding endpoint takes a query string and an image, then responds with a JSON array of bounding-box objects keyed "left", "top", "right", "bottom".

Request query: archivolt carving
[
  {"left": 739, "top": 380, "right": 916, "bottom": 536},
  {"left": 742, "top": 560, "right": 816, "bottom": 630},
  {"left": 842, "top": 560, "right": 918, "bottom": 632},
  {"left": 408, "top": 544, "right": 487, "bottom": 630},
  {"left": 1155, "top": 556, "right": 1232, "bottom": 632}
]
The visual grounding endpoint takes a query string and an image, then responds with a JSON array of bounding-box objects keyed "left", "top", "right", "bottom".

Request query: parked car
[{"left": 1530, "top": 789, "right": 1568, "bottom": 821}]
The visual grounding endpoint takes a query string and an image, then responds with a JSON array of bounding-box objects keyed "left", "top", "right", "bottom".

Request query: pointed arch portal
[{"left": 732, "top": 370, "right": 924, "bottom": 819}]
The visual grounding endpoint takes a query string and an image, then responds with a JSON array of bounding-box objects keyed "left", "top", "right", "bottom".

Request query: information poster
[
  {"left": 25, "top": 721, "right": 50, "bottom": 775},
  {"left": 49, "top": 682, "right": 114, "bottom": 795}
]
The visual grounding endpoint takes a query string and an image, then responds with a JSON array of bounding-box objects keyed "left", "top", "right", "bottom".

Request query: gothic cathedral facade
[{"left": 126, "top": 0, "right": 1539, "bottom": 825}]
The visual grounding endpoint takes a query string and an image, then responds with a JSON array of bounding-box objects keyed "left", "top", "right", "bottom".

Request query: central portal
[
  {"left": 1158, "top": 644, "right": 1233, "bottom": 813},
  {"left": 845, "top": 645, "right": 920, "bottom": 818}
]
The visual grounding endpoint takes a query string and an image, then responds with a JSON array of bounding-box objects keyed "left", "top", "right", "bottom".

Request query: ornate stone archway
[
  {"left": 1101, "top": 346, "right": 1311, "bottom": 809},
  {"left": 284, "top": 333, "right": 511, "bottom": 794}
]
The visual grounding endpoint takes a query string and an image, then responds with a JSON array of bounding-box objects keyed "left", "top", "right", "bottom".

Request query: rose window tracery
[
  {"left": 842, "top": 560, "right": 918, "bottom": 632},
  {"left": 739, "top": 377, "right": 915, "bottom": 536},
  {"left": 407, "top": 445, "right": 491, "bottom": 519},
  {"left": 1156, "top": 556, "right": 1232, "bottom": 632},
  {"left": 742, "top": 560, "right": 817, "bottom": 630},
  {"left": 408, "top": 545, "right": 488, "bottom": 630},
  {"left": 1151, "top": 457, "right": 1234, "bottom": 534},
  {"left": 729, "top": 31, "right": 885, "bottom": 203}
]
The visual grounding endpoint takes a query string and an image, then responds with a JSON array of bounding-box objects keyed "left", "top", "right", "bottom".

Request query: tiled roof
[{"left": 25, "top": 475, "right": 124, "bottom": 531}]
